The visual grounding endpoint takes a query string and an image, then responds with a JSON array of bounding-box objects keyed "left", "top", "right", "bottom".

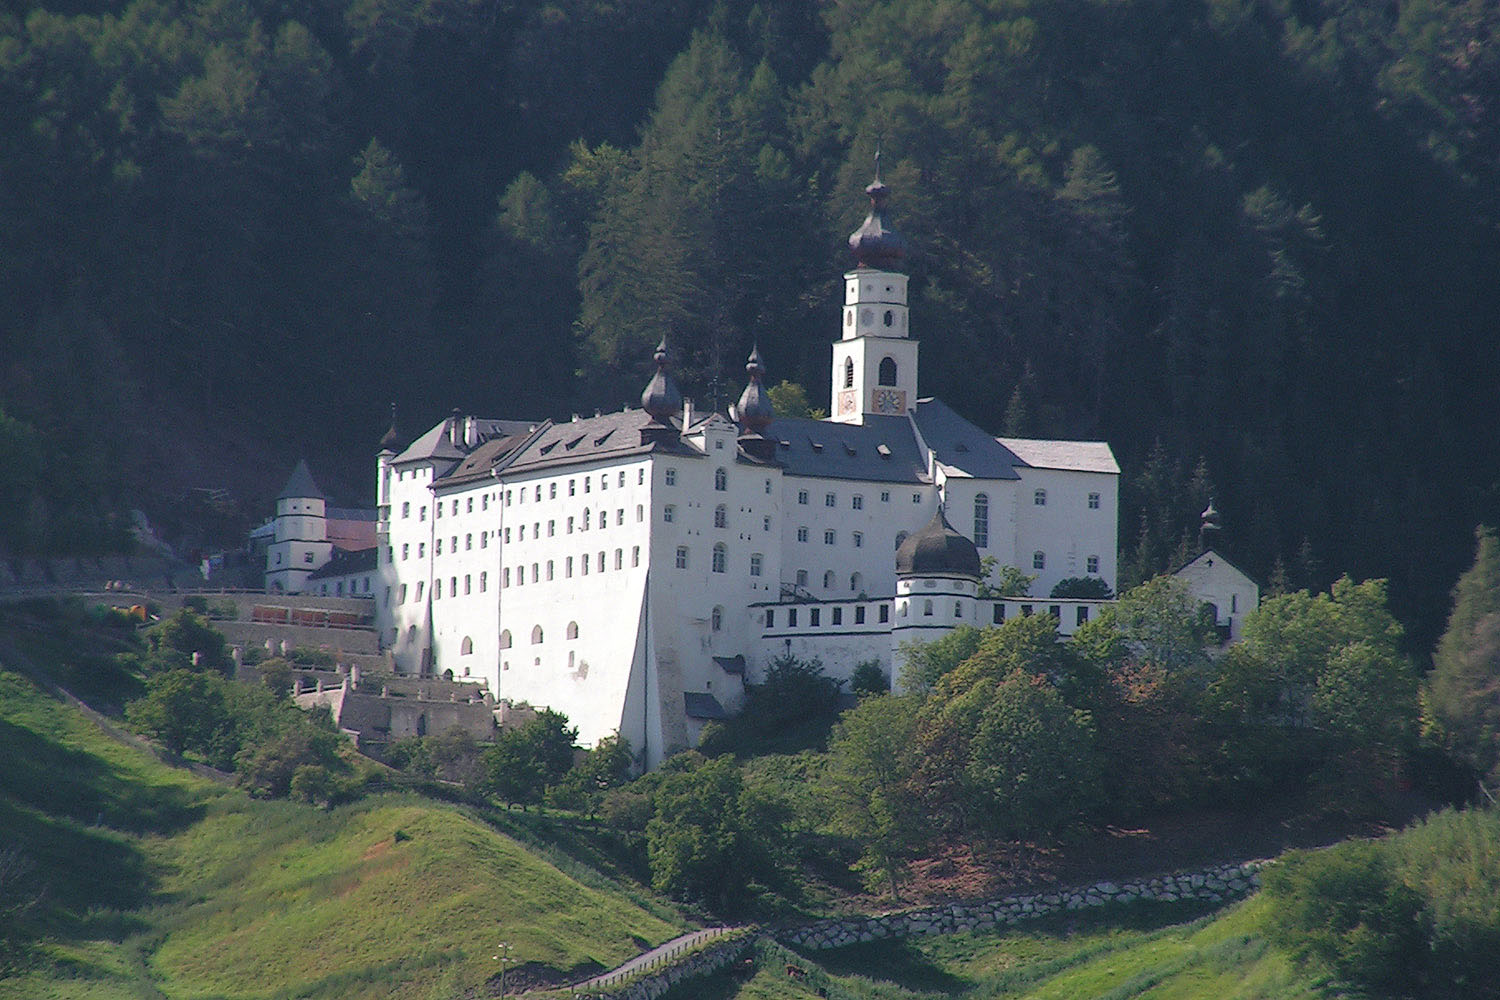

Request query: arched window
[
  {"left": 714, "top": 504, "right": 727, "bottom": 529},
  {"left": 895, "top": 530, "right": 909, "bottom": 550},
  {"left": 460, "top": 636, "right": 473, "bottom": 655},
  {"left": 883, "top": 309, "right": 893, "bottom": 327},
  {"left": 973, "top": 493, "right": 990, "bottom": 548},
  {"left": 823, "top": 570, "right": 835, "bottom": 588},
  {"left": 531, "top": 625, "right": 544, "bottom": 644},
  {"left": 711, "top": 543, "right": 727, "bottom": 573},
  {"left": 711, "top": 606, "right": 723, "bottom": 632},
  {"left": 850, "top": 572, "right": 863, "bottom": 593},
  {"left": 407, "top": 625, "right": 418, "bottom": 643},
  {"left": 843, "top": 357, "right": 854, "bottom": 389},
  {"left": 923, "top": 599, "right": 934, "bottom": 616},
  {"left": 954, "top": 602, "right": 963, "bottom": 617},
  {"left": 795, "top": 569, "right": 808, "bottom": 586},
  {"left": 714, "top": 468, "right": 727, "bottom": 491},
  {"left": 499, "top": 629, "right": 511, "bottom": 649},
  {"left": 566, "top": 621, "right": 579, "bottom": 639},
  {"left": 878, "top": 357, "right": 897, "bottom": 386}
]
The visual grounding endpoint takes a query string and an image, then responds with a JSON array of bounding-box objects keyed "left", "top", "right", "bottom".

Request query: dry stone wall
[{"left": 778, "top": 860, "right": 1265, "bottom": 951}]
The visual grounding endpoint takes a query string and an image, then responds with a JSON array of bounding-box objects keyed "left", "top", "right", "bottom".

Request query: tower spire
[
  {"left": 639, "top": 338, "right": 683, "bottom": 444},
  {"left": 848, "top": 151, "right": 907, "bottom": 270}
]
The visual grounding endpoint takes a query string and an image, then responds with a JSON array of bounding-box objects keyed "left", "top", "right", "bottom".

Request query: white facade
[
  {"left": 371, "top": 197, "right": 1122, "bottom": 769},
  {"left": 1174, "top": 549, "right": 1260, "bottom": 642}
]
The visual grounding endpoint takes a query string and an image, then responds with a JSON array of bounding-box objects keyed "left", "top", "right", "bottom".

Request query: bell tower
[{"left": 832, "top": 155, "right": 919, "bottom": 424}]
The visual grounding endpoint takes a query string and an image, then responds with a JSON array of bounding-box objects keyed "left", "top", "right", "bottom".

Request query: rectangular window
[
  {"left": 797, "top": 527, "right": 809, "bottom": 542},
  {"left": 567, "top": 517, "right": 574, "bottom": 533},
  {"left": 452, "top": 535, "right": 459, "bottom": 551},
  {"left": 420, "top": 505, "right": 427, "bottom": 521},
  {"left": 638, "top": 469, "right": 645, "bottom": 485},
  {"left": 619, "top": 471, "right": 626, "bottom": 487},
  {"left": 1077, "top": 606, "right": 1089, "bottom": 626},
  {"left": 418, "top": 542, "right": 425, "bottom": 558},
  {"left": 1050, "top": 604, "right": 1061, "bottom": 619},
  {"left": 548, "top": 520, "right": 555, "bottom": 536},
  {"left": 569, "top": 479, "right": 576, "bottom": 496},
  {"left": 854, "top": 605, "right": 865, "bottom": 624},
  {"left": 765, "top": 479, "right": 772, "bottom": 494},
  {"left": 879, "top": 605, "right": 890, "bottom": 623},
  {"left": 434, "top": 580, "right": 441, "bottom": 600},
  {"left": 581, "top": 553, "right": 589, "bottom": 575},
  {"left": 825, "top": 493, "right": 836, "bottom": 507},
  {"left": 832, "top": 607, "right": 843, "bottom": 625},
  {"left": 599, "top": 510, "right": 606, "bottom": 529},
  {"left": 788, "top": 608, "right": 798, "bottom": 627},
  {"left": 853, "top": 532, "right": 863, "bottom": 548},
  {"left": 617, "top": 509, "right": 624, "bottom": 526},
  {"left": 546, "top": 560, "right": 554, "bottom": 580},
  {"left": 401, "top": 543, "right": 409, "bottom": 560},
  {"left": 483, "top": 495, "right": 489, "bottom": 511},
  {"left": 665, "top": 468, "right": 677, "bottom": 486},
  {"left": 464, "top": 575, "right": 471, "bottom": 595},
  {"left": 750, "top": 553, "right": 763, "bottom": 577},
  {"left": 763, "top": 516, "right": 771, "bottom": 532},
  {"left": 993, "top": 604, "right": 1005, "bottom": 624},
  {"left": 810, "top": 608, "right": 821, "bottom": 626},
  {"left": 399, "top": 584, "right": 407, "bottom": 603},
  {"left": 765, "top": 609, "right": 774, "bottom": 628},
  {"left": 664, "top": 506, "right": 675, "bottom": 523},
  {"left": 913, "top": 493, "right": 922, "bottom": 504},
  {"left": 436, "top": 503, "right": 441, "bottom": 519},
  {"left": 401, "top": 501, "right": 410, "bottom": 518},
  {"left": 504, "top": 528, "right": 511, "bottom": 543},
  {"left": 615, "top": 549, "right": 623, "bottom": 570},
  {"left": 454, "top": 500, "right": 460, "bottom": 515},
  {"left": 550, "top": 483, "right": 557, "bottom": 499},
  {"left": 1033, "top": 551, "right": 1046, "bottom": 570},
  {"left": 600, "top": 474, "right": 606, "bottom": 490},
  {"left": 824, "top": 529, "right": 836, "bottom": 545},
  {"left": 597, "top": 552, "right": 605, "bottom": 573},
  {"left": 1088, "top": 492, "right": 1101, "bottom": 510},
  {"left": 584, "top": 478, "right": 590, "bottom": 493},
  {"left": 852, "top": 495, "right": 863, "bottom": 510},
  {"left": 881, "top": 491, "right": 890, "bottom": 502},
  {"left": 1087, "top": 555, "right": 1100, "bottom": 574},
  {"left": 480, "top": 572, "right": 487, "bottom": 592},
  {"left": 481, "top": 533, "right": 488, "bottom": 549},
  {"left": 416, "top": 581, "right": 424, "bottom": 600},
  {"left": 531, "top": 564, "right": 539, "bottom": 583},
  {"left": 566, "top": 557, "right": 573, "bottom": 578},
  {"left": 632, "top": 546, "right": 640, "bottom": 567},
  {"left": 675, "top": 546, "right": 688, "bottom": 569},
  {"left": 797, "top": 490, "right": 808, "bottom": 505},
  {"left": 1034, "top": 489, "right": 1047, "bottom": 506}
]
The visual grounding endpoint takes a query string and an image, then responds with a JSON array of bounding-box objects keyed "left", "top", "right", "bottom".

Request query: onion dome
[
  {"left": 848, "top": 151, "right": 908, "bottom": 270},
  {"left": 1199, "top": 499, "right": 1222, "bottom": 553},
  {"left": 379, "top": 403, "right": 400, "bottom": 453},
  {"left": 896, "top": 507, "right": 981, "bottom": 579},
  {"left": 640, "top": 338, "right": 683, "bottom": 426},
  {"left": 735, "top": 345, "right": 775, "bottom": 434}
]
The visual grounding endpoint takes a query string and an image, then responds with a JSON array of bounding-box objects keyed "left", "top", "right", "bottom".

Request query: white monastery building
[{"left": 344, "top": 172, "right": 1123, "bottom": 767}]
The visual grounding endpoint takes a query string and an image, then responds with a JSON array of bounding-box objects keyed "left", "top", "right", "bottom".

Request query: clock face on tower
[
  {"left": 872, "top": 388, "right": 906, "bottom": 414},
  {"left": 838, "top": 390, "right": 858, "bottom": 415}
]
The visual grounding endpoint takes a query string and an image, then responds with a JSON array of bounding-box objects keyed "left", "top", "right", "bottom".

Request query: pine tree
[{"left": 1426, "top": 526, "right": 1500, "bottom": 789}]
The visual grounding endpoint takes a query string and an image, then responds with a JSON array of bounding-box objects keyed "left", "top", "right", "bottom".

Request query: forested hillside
[{"left": 3, "top": 0, "right": 1498, "bottom": 645}]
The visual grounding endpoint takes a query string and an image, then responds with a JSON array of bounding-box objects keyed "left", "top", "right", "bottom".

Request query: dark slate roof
[
  {"left": 440, "top": 409, "right": 703, "bottom": 486},
  {"left": 683, "top": 692, "right": 729, "bottom": 720},
  {"left": 306, "top": 546, "right": 378, "bottom": 581},
  {"left": 392, "top": 417, "right": 540, "bottom": 466},
  {"left": 278, "top": 460, "right": 325, "bottom": 500},
  {"left": 896, "top": 507, "right": 982, "bottom": 578},
  {"left": 911, "top": 399, "right": 1022, "bottom": 481},
  {"left": 766, "top": 415, "right": 928, "bottom": 484}
]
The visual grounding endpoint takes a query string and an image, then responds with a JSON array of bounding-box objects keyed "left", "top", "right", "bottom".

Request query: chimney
[
  {"left": 682, "top": 398, "right": 694, "bottom": 428},
  {"left": 448, "top": 409, "right": 463, "bottom": 447},
  {"left": 465, "top": 416, "right": 478, "bottom": 447}
]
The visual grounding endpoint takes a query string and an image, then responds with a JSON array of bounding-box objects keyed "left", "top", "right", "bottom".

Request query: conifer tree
[{"left": 1426, "top": 526, "right": 1500, "bottom": 790}]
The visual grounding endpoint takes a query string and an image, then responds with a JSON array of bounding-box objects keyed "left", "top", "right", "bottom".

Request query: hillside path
[{"left": 574, "top": 926, "right": 748, "bottom": 990}]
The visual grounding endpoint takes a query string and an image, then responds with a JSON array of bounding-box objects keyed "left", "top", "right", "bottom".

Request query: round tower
[
  {"left": 890, "top": 507, "right": 982, "bottom": 690},
  {"left": 265, "top": 459, "right": 332, "bottom": 594}
]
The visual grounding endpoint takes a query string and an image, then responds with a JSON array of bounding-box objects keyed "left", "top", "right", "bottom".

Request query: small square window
[
  {"left": 665, "top": 468, "right": 677, "bottom": 486},
  {"left": 1087, "top": 555, "right": 1100, "bottom": 574},
  {"left": 797, "top": 527, "right": 809, "bottom": 543},
  {"left": 912, "top": 493, "right": 921, "bottom": 503},
  {"left": 825, "top": 493, "right": 836, "bottom": 507},
  {"left": 1088, "top": 492, "right": 1101, "bottom": 509},
  {"left": 1034, "top": 489, "right": 1047, "bottom": 506},
  {"left": 797, "top": 490, "right": 808, "bottom": 505},
  {"left": 881, "top": 491, "right": 890, "bottom": 502},
  {"left": 852, "top": 495, "right": 863, "bottom": 510}
]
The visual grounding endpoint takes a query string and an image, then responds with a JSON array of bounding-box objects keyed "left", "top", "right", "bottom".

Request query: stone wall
[
  {"left": 566, "top": 931, "right": 755, "bottom": 1000},
  {"left": 777, "top": 860, "right": 1265, "bottom": 951}
]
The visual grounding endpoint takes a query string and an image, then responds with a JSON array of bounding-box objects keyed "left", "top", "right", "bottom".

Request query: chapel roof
[{"left": 912, "top": 399, "right": 1023, "bottom": 480}]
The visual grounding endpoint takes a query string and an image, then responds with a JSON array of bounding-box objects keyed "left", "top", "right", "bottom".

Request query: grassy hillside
[
  {"left": 0, "top": 665, "right": 684, "bottom": 999},
  {"left": 664, "top": 898, "right": 1326, "bottom": 1000}
]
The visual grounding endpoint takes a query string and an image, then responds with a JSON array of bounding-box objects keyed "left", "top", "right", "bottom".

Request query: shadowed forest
[{"left": 3, "top": 0, "right": 1499, "bottom": 648}]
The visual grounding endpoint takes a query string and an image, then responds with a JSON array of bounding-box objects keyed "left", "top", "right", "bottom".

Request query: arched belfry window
[
  {"left": 843, "top": 357, "right": 855, "bottom": 389},
  {"left": 878, "top": 357, "right": 897, "bottom": 386},
  {"left": 531, "top": 625, "right": 544, "bottom": 644}
]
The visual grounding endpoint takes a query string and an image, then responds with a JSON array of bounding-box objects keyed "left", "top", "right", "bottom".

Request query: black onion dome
[
  {"left": 640, "top": 338, "right": 683, "bottom": 424},
  {"left": 848, "top": 154, "right": 908, "bottom": 270},
  {"left": 379, "top": 403, "right": 400, "bottom": 452},
  {"left": 896, "top": 507, "right": 981, "bottom": 579},
  {"left": 735, "top": 345, "right": 775, "bottom": 433}
]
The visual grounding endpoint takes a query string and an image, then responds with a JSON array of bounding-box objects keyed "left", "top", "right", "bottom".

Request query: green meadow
[{"left": 0, "top": 666, "right": 684, "bottom": 999}]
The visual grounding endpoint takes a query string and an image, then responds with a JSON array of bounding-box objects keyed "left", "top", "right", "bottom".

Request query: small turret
[
  {"left": 640, "top": 339, "right": 683, "bottom": 444},
  {"left": 379, "top": 403, "right": 400, "bottom": 454},
  {"left": 1199, "top": 500, "right": 1222, "bottom": 554},
  {"left": 734, "top": 345, "right": 777, "bottom": 462}
]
